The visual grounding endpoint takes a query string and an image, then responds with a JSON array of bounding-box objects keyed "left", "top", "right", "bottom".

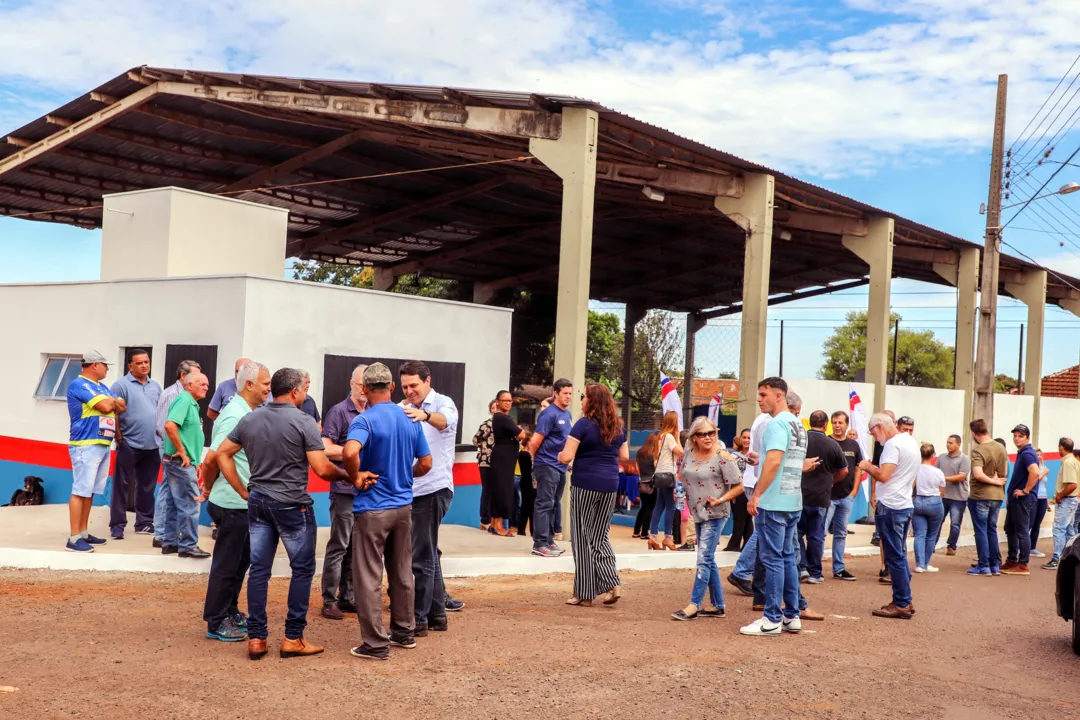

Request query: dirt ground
[{"left": 1, "top": 547, "right": 1077, "bottom": 720}]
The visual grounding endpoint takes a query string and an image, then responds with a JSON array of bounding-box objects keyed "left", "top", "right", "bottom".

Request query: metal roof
[{"left": 2, "top": 65, "right": 1076, "bottom": 312}]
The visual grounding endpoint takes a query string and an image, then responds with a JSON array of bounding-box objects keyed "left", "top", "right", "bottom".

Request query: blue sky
[{"left": 2, "top": 0, "right": 1080, "bottom": 380}]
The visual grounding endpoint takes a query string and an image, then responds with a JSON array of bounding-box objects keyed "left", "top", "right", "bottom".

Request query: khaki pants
[{"left": 351, "top": 506, "right": 414, "bottom": 652}]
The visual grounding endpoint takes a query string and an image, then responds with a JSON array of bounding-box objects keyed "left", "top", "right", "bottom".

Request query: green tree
[
  {"left": 291, "top": 260, "right": 465, "bottom": 300},
  {"left": 994, "top": 374, "right": 1018, "bottom": 393},
  {"left": 586, "top": 311, "right": 623, "bottom": 388},
  {"left": 820, "top": 311, "right": 955, "bottom": 389}
]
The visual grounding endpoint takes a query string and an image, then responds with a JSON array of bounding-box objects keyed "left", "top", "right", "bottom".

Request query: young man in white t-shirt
[
  {"left": 859, "top": 412, "right": 919, "bottom": 619},
  {"left": 726, "top": 411, "right": 771, "bottom": 596}
]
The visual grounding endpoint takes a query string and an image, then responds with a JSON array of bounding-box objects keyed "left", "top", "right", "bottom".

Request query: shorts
[{"left": 69, "top": 444, "right": 111, "bottom": 498}]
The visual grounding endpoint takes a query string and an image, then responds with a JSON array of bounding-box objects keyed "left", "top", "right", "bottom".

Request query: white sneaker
[
  {"left": 1031, "top": 550, "right": 1046, "bottom": 558},
  {"left": 740, "top": 617, "right": 781, "bottom": 637},
  {"left": 782, "top": 616, "right": 802, "bottom": 634},
  {"left": 914, "top": 566, "right": 925, "bottom": 573},
  {"left": 925, "top": 565, "right": 940, "bottom": 573}
]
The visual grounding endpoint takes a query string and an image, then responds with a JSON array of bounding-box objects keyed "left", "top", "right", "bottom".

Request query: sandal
[
  {"left": 599, "top": 587, "right": 622, "bottom": 605},
  {"left": 565, "top": 597, "right": 593, "bottom": 607},
  {"left": 671, "top": 608, "right": 697, "bottom": 621}
]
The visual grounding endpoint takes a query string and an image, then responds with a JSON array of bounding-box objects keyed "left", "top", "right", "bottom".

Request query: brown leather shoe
[
  {"left": 1001, "top": 563, "right": 1030, "bottom": 575},
  {"left": 280, "top": 637, "right": 325, "bottom": 658},
  {"left": 321, "top": 602, "right": 344, "bottom": 621},
  {"left": 752, "top": 604, "right": 765, "bottom": 612},
  {"left": 946, "top": 548, "right": 956, "bottom": 556},
  {"left": 801, "top": 607, "right": 825, "bottom": 621},
  {"left": 1000, "top": 560, "right": 1017, "bottom": 571},
  {"left": 248, "top": 639, "right": 267, "bottom": 661},
  {"left": 872, "top": 603, "right": 913, "bottom": 620}
]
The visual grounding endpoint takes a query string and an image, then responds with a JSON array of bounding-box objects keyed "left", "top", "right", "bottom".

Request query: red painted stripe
[{"left": 303, "top": 461, "right": 481, "bottom": 491}]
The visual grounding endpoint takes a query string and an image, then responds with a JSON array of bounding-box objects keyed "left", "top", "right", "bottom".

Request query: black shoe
[
  {"left": 833, "top": 570, "right": 857, "bottom": 581},
  {"left": 726, "top": 573, "right": 754, "bottom": 597},
  {"left": 414, "top": 625, "right": 429, "bottom": 637},
  {"left": 337, "top": 600, "right": 357, "bottom": 614},
  {"left": 671, "top": 609, "right": 698, "bottom": 621},
  {"left": 350, "top": 646, "right": 389, "bottom": 661},
  {"left": 161, "top": 545, "right": 178, "bottom": 555},
  {"left": 389, "top": 635, "right": 416, "bottom": 649},
  {"left": 870, "top": 537, "right": 880, "bottom": 547},
  {"left": 428, "top": 618, "right": 448, "bottom": 632},
  {"left": 699, "top": 607, "right": 726, "bottom": 618},
  {"left": 179, "top": 547, "right": 211, "bottom": 559},
  {"left": 445, "top": 596, "right": 465, "bottom": 612}
]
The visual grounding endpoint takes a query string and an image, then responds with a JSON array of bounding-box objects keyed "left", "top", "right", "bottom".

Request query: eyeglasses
[{"left": 694, "top": 431, "right": 717, "bottom": 438}]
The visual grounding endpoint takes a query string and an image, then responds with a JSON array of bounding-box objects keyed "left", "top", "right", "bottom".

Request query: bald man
[
  {"left": 208, "top": 358, "right": 252, "bottom": 421},
  {"left": 163, "top": 371, "right": 211, "bottom": 558}
]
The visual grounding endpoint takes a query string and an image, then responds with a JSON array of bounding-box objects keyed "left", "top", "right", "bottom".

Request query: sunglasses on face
[{"left": 694, "top": 431, "right": 716, "bottom": 438}]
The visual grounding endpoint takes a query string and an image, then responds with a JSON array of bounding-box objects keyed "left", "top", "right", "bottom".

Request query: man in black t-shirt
[
  {"left": 798, "top": 410, "right": 848, "bottom": 583},
  {"left": 827, "top": 410, "right": 864, "bottom": 580}
]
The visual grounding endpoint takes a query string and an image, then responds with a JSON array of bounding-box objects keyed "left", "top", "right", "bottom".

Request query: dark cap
[{"left": 1011, "top": 424, "right": 1031, "bottom": 437}]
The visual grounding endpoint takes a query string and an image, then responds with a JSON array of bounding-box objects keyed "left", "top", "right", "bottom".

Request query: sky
[{"left": 2, "top": 0, "right": 1080, "bottom": 380}]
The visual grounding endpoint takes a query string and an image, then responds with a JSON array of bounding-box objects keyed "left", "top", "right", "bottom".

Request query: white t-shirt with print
[
  {"left": 915, "top": 464, "right": 946, "bottom": 497},
  {"left": 876, "top": 432, "right": 919, "bottom": 510}
]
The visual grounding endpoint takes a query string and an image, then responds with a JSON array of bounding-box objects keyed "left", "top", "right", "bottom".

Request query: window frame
[{"left": 34, "top": 354, "right": 84, "bottom": 401}]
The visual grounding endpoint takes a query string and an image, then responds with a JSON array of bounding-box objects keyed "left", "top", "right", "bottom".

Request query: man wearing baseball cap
[
  {"left": 1003, "top": 424, "right": 1040, "bottom": 575},
  {"left": 66, "top": 350, "right": 126, "bottom": 552}
]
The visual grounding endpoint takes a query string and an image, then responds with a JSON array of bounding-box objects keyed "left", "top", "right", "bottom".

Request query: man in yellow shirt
[{"left": 1043, "top": 438, "right": 1079, "bottom": 570}]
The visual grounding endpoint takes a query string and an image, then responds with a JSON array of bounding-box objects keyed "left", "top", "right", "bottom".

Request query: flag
[
  {"left": 848, "top": 384, "right": 871, "bottom": 500},
  {"left": 708, "top": 394, "right": 722, "bottom": 425},
  {"left": 660, "top": 372, "right": 683, "bottom": 431}
]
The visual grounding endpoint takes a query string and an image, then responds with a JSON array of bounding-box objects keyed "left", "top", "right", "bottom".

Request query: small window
[{"left": 34, "top": 356, "right": 83, "bottom": 400}]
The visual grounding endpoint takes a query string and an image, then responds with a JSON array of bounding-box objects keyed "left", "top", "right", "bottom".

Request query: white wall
[
  {"left": 887, "top": 384, "right": 965, "bottom": 449},
  {"left": 240, "top": 277, "right": 513, "bottom": 437},
  {"left": 991, "top": 393, "right": 1033, "bottom": 443},
  {"left": 1036, "top": 396, "right": 1080, "bottom": 452},
  {"left": 0, "top": 277, "right": 248, "bottom": 444},
  {"left": 786, "top": 378, "right": 875, "bottom": 424}
]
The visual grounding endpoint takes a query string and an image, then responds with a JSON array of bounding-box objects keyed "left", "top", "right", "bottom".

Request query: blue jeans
[
  {"left": 829, "top": 496, "right": 854, "bottom": 574},
  {"left": 756, "top": 509, "right": 801, "bottom": 623},
  {"left": 911, "top": 496, "right": 944, "bottom": 569},
  {"left": 1005, "top": 492, "right": 1036, "bottom": 564},
  {"left": 733, "top": 487, "right": 759, "bottom": 579},
  {"left": 532, "top": 465, "right": 566, "bottom": 550},
  {"left": 246, "top": 493, "right": 317, "bottom": 641},
  {"left": 690, "top": 519, "right": 725, "bottom": 609},
  {"left": 797, "top": 505, "right": 827, "bottom": 579},
  {"left": 876, "top": 505, "right": 913, "bottom": 608},
  {"left": 942, "top": 498, "right": 966, "bottom": 551},
  {"left": 968, "top": 499, "right": 1002, "bottom": 571},
  {"left": 649, "top": 486, "right": 676, "bottom": 538},
  {"left": 161, "top": 459, "right": 199, "bottom": 551},
  {"left": 1053, "top": 496, "right": 1079, "bottom": 559}
]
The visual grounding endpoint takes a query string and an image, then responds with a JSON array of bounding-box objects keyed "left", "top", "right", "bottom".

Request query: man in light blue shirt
[
  {"left": 742, "top": 377, "right": 806, "bottom": 637},
  {"left": 207, "top": 357, "right": 249, "bottom": 421},
  {"left": 109, "top": 349, "right": 162, "bottom": 539}
]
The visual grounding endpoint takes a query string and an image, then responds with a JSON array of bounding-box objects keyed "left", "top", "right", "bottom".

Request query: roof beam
[
  {"left": 222, "top": 127, "right": 373, "bottom": 194},
  {"left": 134, "top": 105, "right": 315, "bottom": 148},
  {"left": 155, "top": 81, "right": 563, "bottom": 140},
  {"left": 0, "top": 83, "right": 160, "bottom": 178},
  {"left": 891, "top": 245, "right": 958, "bottom": 265},
  {"left": 291, "top": 176, "right": 507, "bottom": 255},
  {"left": 699, "top": 279, "right": 870, "bottom": 319},
  {"left": 597, "top": 163, "right": 742, "bottom": 198},
  {"left": 3, "top": 136, "right": 32, "bottom": 148},
  {"left": 386, "top": 226, "right": 554, "bottom": 275},
  {"left": 776, "top": 210, "right": 868, "bottom": 237}
]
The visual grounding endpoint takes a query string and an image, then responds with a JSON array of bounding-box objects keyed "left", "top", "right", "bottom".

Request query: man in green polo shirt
[
  {"left": 163, "top": 371, "right": 211, "bottom": 559},
  {"left": 199, "top": 361, "right": 271, "bottom": 642}
]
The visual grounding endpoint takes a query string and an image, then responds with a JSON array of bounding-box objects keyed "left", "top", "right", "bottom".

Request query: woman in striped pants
[{"left": 558, "top": 383, "right": 629, "bottom": 607}]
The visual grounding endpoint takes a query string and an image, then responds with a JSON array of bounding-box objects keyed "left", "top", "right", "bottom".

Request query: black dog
[{"left": 4, "top": 476, "right": 44, "bottom": 507}]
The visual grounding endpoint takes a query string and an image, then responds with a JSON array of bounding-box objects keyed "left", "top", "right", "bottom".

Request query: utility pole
[
  {"left": 779, "top": 320, "right": 785, "bottom": 376},
  {"left": 973, "top": 74, "right": 1008, "bottom": 427},
  {"left": 1017, "top": 324, "right": 1025, "bottom": 394}
]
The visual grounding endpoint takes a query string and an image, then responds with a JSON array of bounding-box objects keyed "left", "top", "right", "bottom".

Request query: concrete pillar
[
  {"left": 472, "top": 282, "right": 496, "bottom": 305},
  {"left": 934, "top": 247, "right": 979, "bottom": 447},
  {"left": 530, "top": 107, "right": 598, "bottom": 536},
  {"left": 842, "top": 217, "right": 895, "bottom": 414},
  {"left": 715, "top": 173, "right": 775, "bottom": 432},
  {"left": 373, "top": 267, "right": 397, "bottom": 292},
  {"left": 684, "top": 313, "right": 706, "bottom": 427},
  {"left": 621, "top": 304, "right": 645, "bottom": 431},
  {"left": 1005, "top": 270, "right": 1047, "bottom": 440}
]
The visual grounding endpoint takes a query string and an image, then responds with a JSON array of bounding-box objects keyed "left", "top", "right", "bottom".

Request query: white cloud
[{"left": 0, "top": 0, "right": 1078, "bottom": 176}]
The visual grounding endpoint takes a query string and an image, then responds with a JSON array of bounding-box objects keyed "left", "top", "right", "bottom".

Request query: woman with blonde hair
[
  {"left": 558, "top": 383, "right": 629, "bottom": 606},
  {"left": 671, "top": 416, "right": 743, "bottom": 620},
  {"left": 648, "top": 411, "right": 684, "bottom": 550}
]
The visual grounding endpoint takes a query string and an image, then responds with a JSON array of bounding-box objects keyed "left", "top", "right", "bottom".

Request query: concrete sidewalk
[{"left": 0, "top": 503, "right": 1055, "bottom": 578}]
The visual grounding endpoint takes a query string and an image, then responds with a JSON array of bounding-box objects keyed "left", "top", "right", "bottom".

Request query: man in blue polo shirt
[
  {"left": 109, "top": 348, "right": 162, "bottom": 539},
  {"left": 1003, "top": 424, "right": 1040, "bottom": 575},
  {"left": 528, "top": 378, "right": 574, "bottom": 557},
  {"left": 66, "top": 350, "right": 126, "bottom": 553},
  {"left": 343, "top": 363, "right": 432, "bottom": 661}
]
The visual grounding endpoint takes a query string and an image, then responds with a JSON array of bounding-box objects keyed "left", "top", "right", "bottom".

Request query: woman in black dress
[{"left": 490, "top": 390, "right": 525, "bottom": 537}]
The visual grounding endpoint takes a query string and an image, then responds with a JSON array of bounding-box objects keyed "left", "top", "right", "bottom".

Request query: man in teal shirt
[
  {"left": 163, "top": 372, "right": 211, "bottom": 559},
  {"left": 199, "top": 361, "right": 271, "bottom": 642},
  {"left": 742, "top": 377, "right": 807, "bottom": 637}
]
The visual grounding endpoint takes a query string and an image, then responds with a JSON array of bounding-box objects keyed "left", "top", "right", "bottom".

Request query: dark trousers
[
  {"left": 634, "top": 491, "right": 656, "bottom": 536},
  {"left": 110, "top": 442, "right": 161, "bottom": 530},
  {"left": 1005, "top": 493, "right": 1036, "bottom": 564},
  {"left": 413, "top": 488, "right": 452, "bottom": 629},
  {"left": 203, "top": 502, "right": 250, "bottom": 631},
  {"left": 321, "top": 492, "right": 355, "bottom": 606},
  {"left": 797, "top": 505, "right": 828, "bottom": 579},
  {"left": 478, "top": 466, "right": 492, "bottom": 525},
  {"left": 352, "top": 506, "right": 414, "bottom": 652},
  {"left": 246, "top": 494, "right": 317, "bottom": 641},
  {"left": 1029, "top": 497, "right": 1048, "bottom": 551},
  {"left": 518, "top": 477, "right": 536, "bottom": 536},
  {"left": 723, "top": 492, "right": 753, "bottom": 551}
]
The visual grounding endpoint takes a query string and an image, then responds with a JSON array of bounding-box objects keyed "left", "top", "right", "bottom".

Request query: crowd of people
[{"left": 66, "top": 350, "right": 1080, "bottom": 648}]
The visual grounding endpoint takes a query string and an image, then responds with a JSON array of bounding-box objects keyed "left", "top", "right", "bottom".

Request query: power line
[
  {"left": 1009, "top": 51, "right": 1080, "bottom": 159},
  {"left": 1002, "top": 144, "right": 1080, "bottom": 230}
]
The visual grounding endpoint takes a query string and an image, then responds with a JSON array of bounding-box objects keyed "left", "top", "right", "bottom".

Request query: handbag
[{"left": 652, "top": 472, "right": 675, "bottom": 491}]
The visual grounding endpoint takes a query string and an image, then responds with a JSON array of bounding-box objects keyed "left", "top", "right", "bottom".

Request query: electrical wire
[
  {"left": 1009, "top": 52, "right": 1080, "bottom": 159},
  {"left": 1002, "top": 145, "right": 1080, "bottom": 229}
]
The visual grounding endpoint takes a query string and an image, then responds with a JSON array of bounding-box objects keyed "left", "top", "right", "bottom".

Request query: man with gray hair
[
  {"left": 319, "top": 364, "right": 368, "bottom": 620},
  {"left": 153, "top": 360, "right": 200, "bottom": 549},
  {"left": 859, "top": 411, "right": 919, "bottom": 619},
  {"left": 162, "top": 371, "right": 211, "bottom": 559},
  {"left": 298, "top": 369, "right": 322, "bottom": 430}
]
